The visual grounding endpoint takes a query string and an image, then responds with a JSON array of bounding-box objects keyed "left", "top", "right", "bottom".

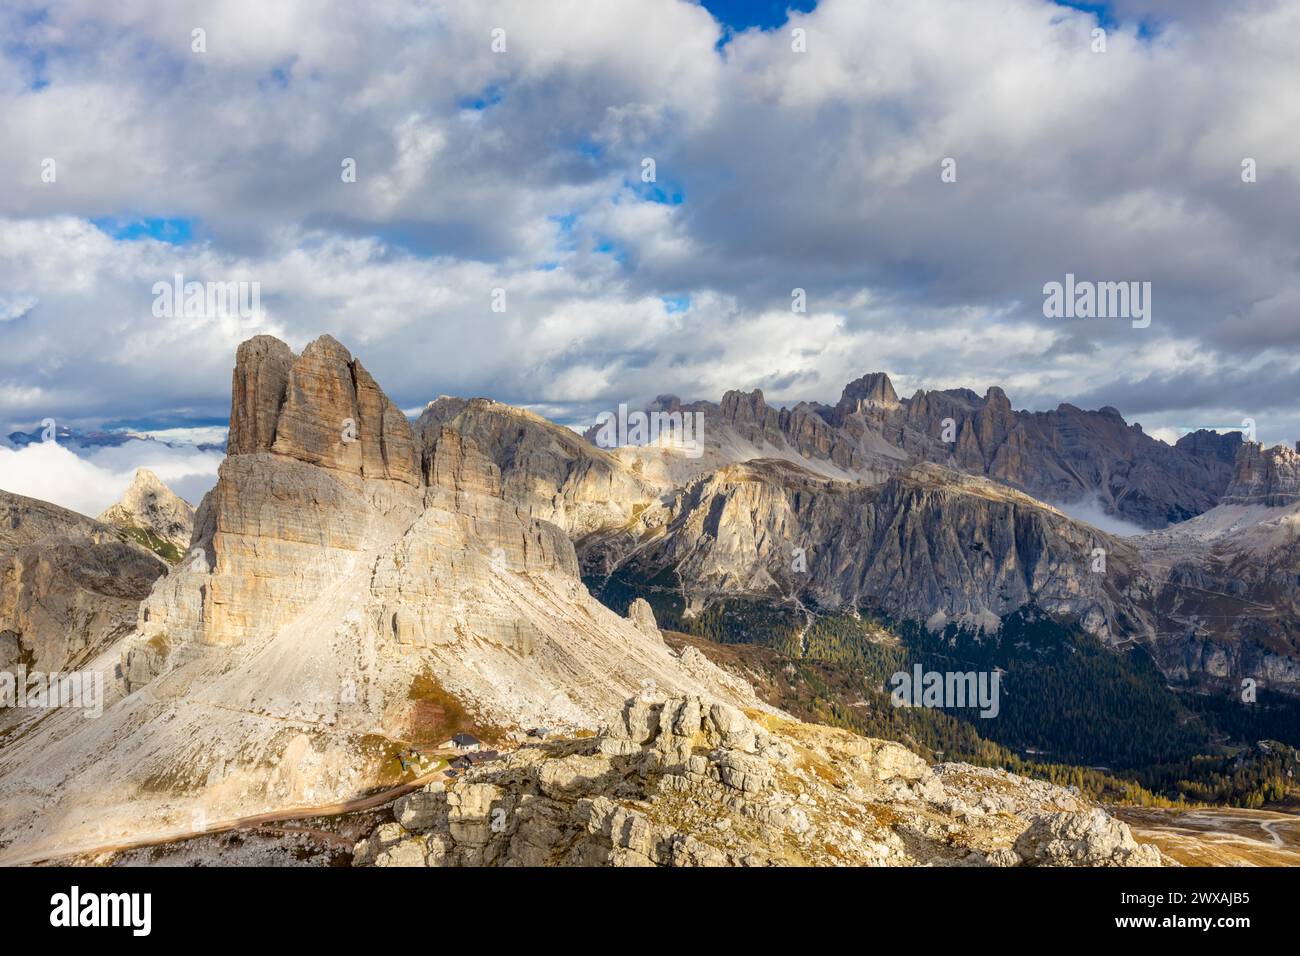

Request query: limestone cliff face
[
  {"left": 1135, "top": 442, "right": 1300, "bottom": 686},
  {"left": 0, "top": 490, "right": 166, "bottom": 674},
  {"left": 265, "top": 335, "right": 421, "bottom": 484},
  {"left": 415, "top": 396, "right": 664, "bottom": 536},
  {"left": 584, "top": 460, "right": 1150, "bottom": 641},
  {"left": 1175, "top": 428, "right": 1244, "bottom": 467},
  {"left": 133, "top": 452, "right": 408, "bottom": 657},
  {"left": 227, "top": 334, "right": 293, "bottom": 455},
  {"left": 1220, "top": 442, "right": 1300, "bottom": 506},
  {"left": 837, "top": 371, "right": 900, "bottom": 413},
  {"left": 97, "top": 468, "right": 195, "bottom": 558}
]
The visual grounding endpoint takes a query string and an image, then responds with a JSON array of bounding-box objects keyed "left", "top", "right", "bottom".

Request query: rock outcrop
[
  {"left": 626, "top": 598, "right": 661, "bottom": 640},
  {"left": 97, "top": 468, "right": 195, "bottom": 560},
  {"left": 1014, "top": 807, "right": 1163, "bottom": 866},
  {"left": 1219, "top": 442, "right": 1300, "bottom": 507},
  {"left": 416, "top": 397, "right": 663, "bottom": 536},
  {"left": 267, "top": 335, "right": 421, "bottom": 484},
  {"left": 226, "top": 334, "right": 293, "bottom": 455},
  {"left": 0, "top": 490, "right": 167, "bottom": 674},
  {"left": 355, "top": 694, "right": 1164, "bottom": 867}
]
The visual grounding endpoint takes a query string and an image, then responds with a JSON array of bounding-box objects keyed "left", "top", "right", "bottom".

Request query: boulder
[{"left": 1014, "top": 808, "right": 1163, "bottom": 867}]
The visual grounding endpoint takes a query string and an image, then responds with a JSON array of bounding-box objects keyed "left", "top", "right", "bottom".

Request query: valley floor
[{"left": 1114, "top": 806, "right": 1300, "bottom": 866}]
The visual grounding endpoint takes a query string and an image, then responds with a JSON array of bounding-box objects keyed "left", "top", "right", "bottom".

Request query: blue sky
[
  {"left": 701, "top": 0, "right": 818, "bottom": 34},
  {"left": 1053, "top": 2, "right": 1118, "bottom": 27},
  {"left": 91, "top": 217, "right": 194, "bottom": 244},
  {"left": 703, "top": 1, "right": 1137, "bottom": 33}
]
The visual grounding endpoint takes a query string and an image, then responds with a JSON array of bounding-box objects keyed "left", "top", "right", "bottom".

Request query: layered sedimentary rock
[
  {"left": 583, "top": 459, "right": 1150, "bottom": 641},
  {"left": 1136, "top": 440, "right": 1300, "bottom": 687},
  {"left": 267, "top": 335, "right": 421, "bottom": 484},
  {"left": 1174, "top": 428, "right": 1245, "bottom": 468},
  {"left": 0, "top": 490, "right": 166, "bottom": 674},
  {"left": 226, "top": 334, "right": 293, "bottom": 455},
  {"left": 1219, "top": 442, "right": 1300, "bottom": 507},
  {"left": 416, "top": 396, "right": 664, "bottom": 536},
  {"left": 355, "top": 694, "right": 1163, "bottom": 867},
  {"left": 97, "top": 468, "right": 195, "bottom": 559}
]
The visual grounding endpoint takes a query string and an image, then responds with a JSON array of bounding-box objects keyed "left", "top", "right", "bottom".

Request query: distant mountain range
[
  {"left": 585, "top": 374, "right": 1247, "bottom": 529},
  {"left": 5, "top": 425, "right": 226, "bottom": 454}
]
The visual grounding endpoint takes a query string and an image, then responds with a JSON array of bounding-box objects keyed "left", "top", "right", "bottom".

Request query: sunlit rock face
[{"left": 1220, "top": 441, "right": 1300, "bottom": 507}]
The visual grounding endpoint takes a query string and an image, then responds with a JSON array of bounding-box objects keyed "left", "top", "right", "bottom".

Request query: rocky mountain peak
[
  {"left": 649, "top": 394, "right": 684, "bottom": 412},
  {"left": 715, "top": 388, "right": 785, "bottom": 449},
  {"left": 97, "top": 468, "right": 195, "bottom": 557},
  {"left": 230, "top": 333, "right": 420, "bottom": 485},
  {"left": 837, "top": 372, "right": 899, "bottom": 413},
  {"left": 984, "top": 385, "right": 1012, "bottom": 410},
  {"left": 1221, "top": 441, "right": 1300, "bottom": 506},
  {"left": 1175, "top": 428, "right": 1244, "bottom": 465},
  {"left": 718, "top": 388, "right": 769, "bottom": 419}
]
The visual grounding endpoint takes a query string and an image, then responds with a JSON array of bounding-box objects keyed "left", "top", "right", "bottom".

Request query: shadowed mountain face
[{"left": 582, "top": 460, "right": 1151, "bottom": 638}]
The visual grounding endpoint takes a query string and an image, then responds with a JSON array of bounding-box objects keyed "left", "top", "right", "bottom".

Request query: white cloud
[
  {"left": 0, "top": 294, "right": 37, "bottom": 322},
  {"left": 1054, "top": 495, "right": 1149, "bottom": 538},
  {"left": 136, "top": 426, "right": 228, "bottom": 446},
  {"left": 0, "top": 439, "right": 222, "bottom": 517}
]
